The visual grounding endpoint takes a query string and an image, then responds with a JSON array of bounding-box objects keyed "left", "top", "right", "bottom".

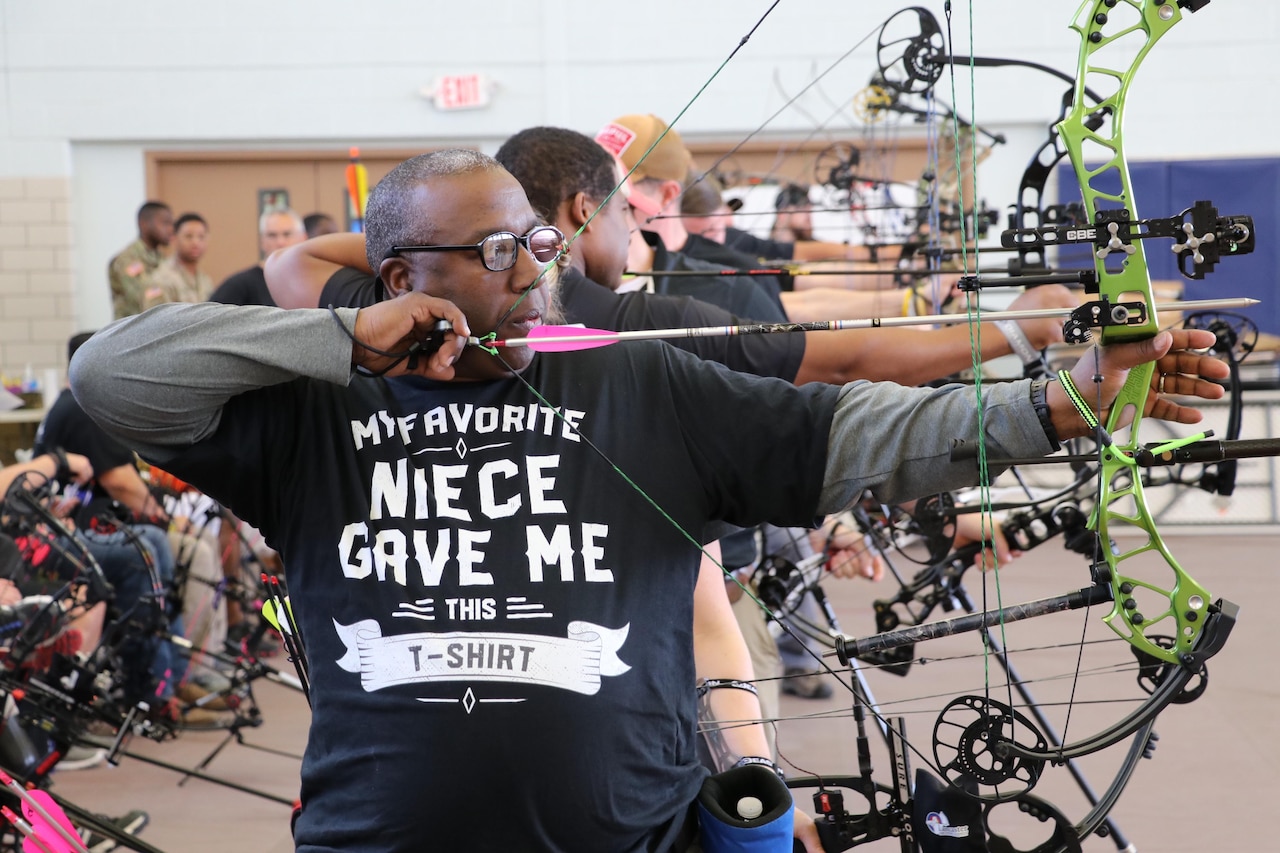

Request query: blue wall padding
[{"left": 1055, "top": 158, "right": 1277, "bottom": 336}]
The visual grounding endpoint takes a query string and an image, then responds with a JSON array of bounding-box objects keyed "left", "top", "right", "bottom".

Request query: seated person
[
  {"left": 0, "top": 452, "right": 104, "bottom": 670},
  {"left": 35, "top": 333, "right": 232, "bottom": 728}
]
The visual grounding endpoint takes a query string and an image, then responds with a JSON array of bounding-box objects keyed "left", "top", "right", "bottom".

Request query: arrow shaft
[
  {"left": 480, "top": 298, "right": 1257, "bottom": 349},
  {"left": 624, "top": 267, "right": 926, "bottom": 277}
]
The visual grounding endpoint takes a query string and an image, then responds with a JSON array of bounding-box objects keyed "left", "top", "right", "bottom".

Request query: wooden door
[{"left": 146, "top": 149, "right": 427, "bottom": 287}]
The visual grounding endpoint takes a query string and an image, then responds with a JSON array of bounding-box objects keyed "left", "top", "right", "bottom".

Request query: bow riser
[{"left": 1059, "top": 0, "right": 1211, "bottom": 663}]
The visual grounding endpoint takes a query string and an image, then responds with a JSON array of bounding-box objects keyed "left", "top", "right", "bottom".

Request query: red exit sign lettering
[{"left": 428, "top": 74, "right": 491, "bottom": 111}]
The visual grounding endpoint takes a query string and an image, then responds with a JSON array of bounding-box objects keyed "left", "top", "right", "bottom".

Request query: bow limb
[{"left": 1058, "top": 0, "right": 1215, "bottom": 666}]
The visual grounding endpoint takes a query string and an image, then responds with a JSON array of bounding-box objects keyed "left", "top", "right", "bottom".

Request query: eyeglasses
[{"left": 390, "top": 225, "right": 565, "bottom": 272}]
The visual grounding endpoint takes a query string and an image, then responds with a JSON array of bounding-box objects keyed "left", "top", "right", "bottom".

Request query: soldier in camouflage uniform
[
  {"left": 145, "top": 213, "right": 213, "bottom": 308},
  {"left": 108, "top": 201, "right": 173, "bottom": 319}
]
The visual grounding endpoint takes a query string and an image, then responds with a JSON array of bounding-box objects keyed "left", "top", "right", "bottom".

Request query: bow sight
[{"left": 1001, "top": 199, "right": 1255, "bottom": 280}]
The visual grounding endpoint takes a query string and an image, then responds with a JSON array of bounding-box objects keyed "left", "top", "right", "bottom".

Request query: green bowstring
[
  {"left": 495, "top": 2, "right": 784, "bottom": 340},
  {"left": 943, "top": 0, "right": 1013, "bottom": 711}
]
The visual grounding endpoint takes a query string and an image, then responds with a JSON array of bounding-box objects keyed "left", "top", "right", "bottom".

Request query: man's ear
[
  {"left": 564, "top": 192, "right": 593, "bottom": 232},
  {"left": 379, "top": 256, "right": 414, "bottom": 297},
  {"left": 661, "top": 179, "right": 684, "bottom": 210}
]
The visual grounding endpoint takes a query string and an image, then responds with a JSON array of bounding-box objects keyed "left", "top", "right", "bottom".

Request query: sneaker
[
  {"left": 55, "top": 744, "right": 106, "bottom": 771},
  {"left": 781, "top": 667, "right": 833, "bottom": 700},
  {"left": 81, "top": 809, "right": 149, "bottom": 853},
  {"left": 189, "top": 669, "right": 234, "bottom": 694},
  {"left": 147, "top": 696, "right": 232, "bottom": 731},
  {"left": 81, "top": 718, "right": 119, "bottom": 747},
  {"left": 176, "top": 681, "right": 233, "bottom": 712}
]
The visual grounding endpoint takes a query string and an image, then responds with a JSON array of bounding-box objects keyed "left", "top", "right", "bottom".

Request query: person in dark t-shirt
[
  {"left": 82, "top": 150, "right": 1224, "bottom": 853},
  {"left": 211, "top": 209, "right": 307, "bottom": 306}
]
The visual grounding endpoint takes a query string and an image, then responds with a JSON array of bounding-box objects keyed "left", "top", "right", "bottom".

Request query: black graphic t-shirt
[
  {"left": 644, "top": 232, "right": 787, "bottom": 322},
  {"left": 681, "top": 231, "right": 792, "bottom": 301},
  {"left": 162, "top": 341, "right": 838, "bottom": 852}
]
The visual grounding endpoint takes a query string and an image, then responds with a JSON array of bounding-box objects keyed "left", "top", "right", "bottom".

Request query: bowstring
[
  {"left": 943, "top": 0, "right": 1018, "bottom": 722},
  {"left": 478, "top": 2, "right": 1044, "bottom": 779},
  {"left": 670, "top": 30, "right": 881, "bottom": 220},
  {"left": 483, "top": 343, "right": 952, "bottom": 778},
  {"left": 576, "top": 1, "right": 784, "bottom": 242},
  {"left": 495, "top": 2, "right": 786, "bottom": 331}
]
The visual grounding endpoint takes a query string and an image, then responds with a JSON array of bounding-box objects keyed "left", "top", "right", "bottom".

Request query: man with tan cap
[
  {"left": 597, "top": 114, "right": 764, "bottom": 271},
  {"left": 598, "top": 114, "right": 792, "bottom": 319}
]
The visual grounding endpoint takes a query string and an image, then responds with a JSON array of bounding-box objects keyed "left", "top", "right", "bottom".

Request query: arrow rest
[{"left": 1062, "top": 297, "right": 1148, "bottom": 344}]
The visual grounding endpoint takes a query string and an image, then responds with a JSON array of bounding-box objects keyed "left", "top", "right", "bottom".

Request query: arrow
[
  {"left": 625, "top": 267, "right": 935, "bottom": 278},
  {"left": 470, "top": 298, "right": 1259, "bottom": 353},
  {"left": 0, "top": 768, "right": 87, "bottom": 853}
]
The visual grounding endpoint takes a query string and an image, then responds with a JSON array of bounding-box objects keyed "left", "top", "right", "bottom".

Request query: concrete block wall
[{"left": 0, "top": 176, "right": 74, "bottom": 388}]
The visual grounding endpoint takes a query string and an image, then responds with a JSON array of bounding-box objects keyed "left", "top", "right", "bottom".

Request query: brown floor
[{"left": 43, "top": 533, "right": 1277, "bottom": 852}]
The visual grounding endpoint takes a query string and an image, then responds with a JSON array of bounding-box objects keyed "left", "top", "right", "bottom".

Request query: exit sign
[{"left": 426, "top": 74, "right": 492, "bottom": 111}]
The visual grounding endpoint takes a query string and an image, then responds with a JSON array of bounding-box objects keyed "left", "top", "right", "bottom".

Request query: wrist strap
[
  {"left": 696, "top": 678, "right": 759, "bottom": 699},
  {"left": 48, "top": 447, "right": 72, "bottom": 483},
  {"left": 1055, "top": 370, "right": 1099, "bottom": 429},
  {"left": 1056, "top": 369, "right": 1115, "bottom": 446},
  {"left": 733, "top": 755, "right": 785, "bottom": 780},
  {"left": 995, "top": 319, "right": 1042, "bottom": 366}
]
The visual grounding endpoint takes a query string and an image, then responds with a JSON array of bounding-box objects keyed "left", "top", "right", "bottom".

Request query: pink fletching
[
  {"left": 22, "top": 791, "right": 81, "bottom": 853},
  {"left": 519, "top": 326, "right": 617, "bottom": 353}
]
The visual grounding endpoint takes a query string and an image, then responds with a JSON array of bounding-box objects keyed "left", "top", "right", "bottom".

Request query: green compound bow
[{"left": 813, "top": 3, "right": 1261, "bottom": 849}]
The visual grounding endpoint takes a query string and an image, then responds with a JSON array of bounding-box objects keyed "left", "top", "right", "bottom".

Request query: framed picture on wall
[{"left": 258, "top": 188, "right": 290, "bottom": 219}]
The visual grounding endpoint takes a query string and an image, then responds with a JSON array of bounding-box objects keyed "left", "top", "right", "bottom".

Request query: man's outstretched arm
[
  {"left": 817, "top": 328, "right": 1228, "bottom": 512},
  {"left": 70, "top": 295, "right": 470, "bottom": 462},
  {"left": 793, "top": 285, "right": 1078, "bottom": 387}
]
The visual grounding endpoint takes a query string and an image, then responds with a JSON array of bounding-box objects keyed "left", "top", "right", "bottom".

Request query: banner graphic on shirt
[{"left": 333, "top": 618, "right": 631, "bottom": 695}]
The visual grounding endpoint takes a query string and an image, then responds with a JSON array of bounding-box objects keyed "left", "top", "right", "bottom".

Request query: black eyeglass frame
[{"left": 389, "top": 225, "right": 565, "bottom": 272}]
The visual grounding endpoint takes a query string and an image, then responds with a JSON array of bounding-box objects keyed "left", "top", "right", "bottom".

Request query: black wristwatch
[
  {"left": 48, "top": 447, "right": 73, "bottom": 483},
  {"left": 1030, "top": 378, "right": 1062, "bottom": 452}
]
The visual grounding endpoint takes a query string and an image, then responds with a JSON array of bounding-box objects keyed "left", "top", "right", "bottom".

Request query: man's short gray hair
[
  {"left": 259, "top": 207, "right": 305, "bottom": 235},
  {"left": 365, "top": 149, "right": 503, "bottom": 272}
]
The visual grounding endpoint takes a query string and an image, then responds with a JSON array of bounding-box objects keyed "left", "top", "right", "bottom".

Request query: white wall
[
  {"left": 69, "top": 143, "right": 147, "bottom": 328},
  {"left": 0, "top": 0, "right": 1274, "bottom": 332}
]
